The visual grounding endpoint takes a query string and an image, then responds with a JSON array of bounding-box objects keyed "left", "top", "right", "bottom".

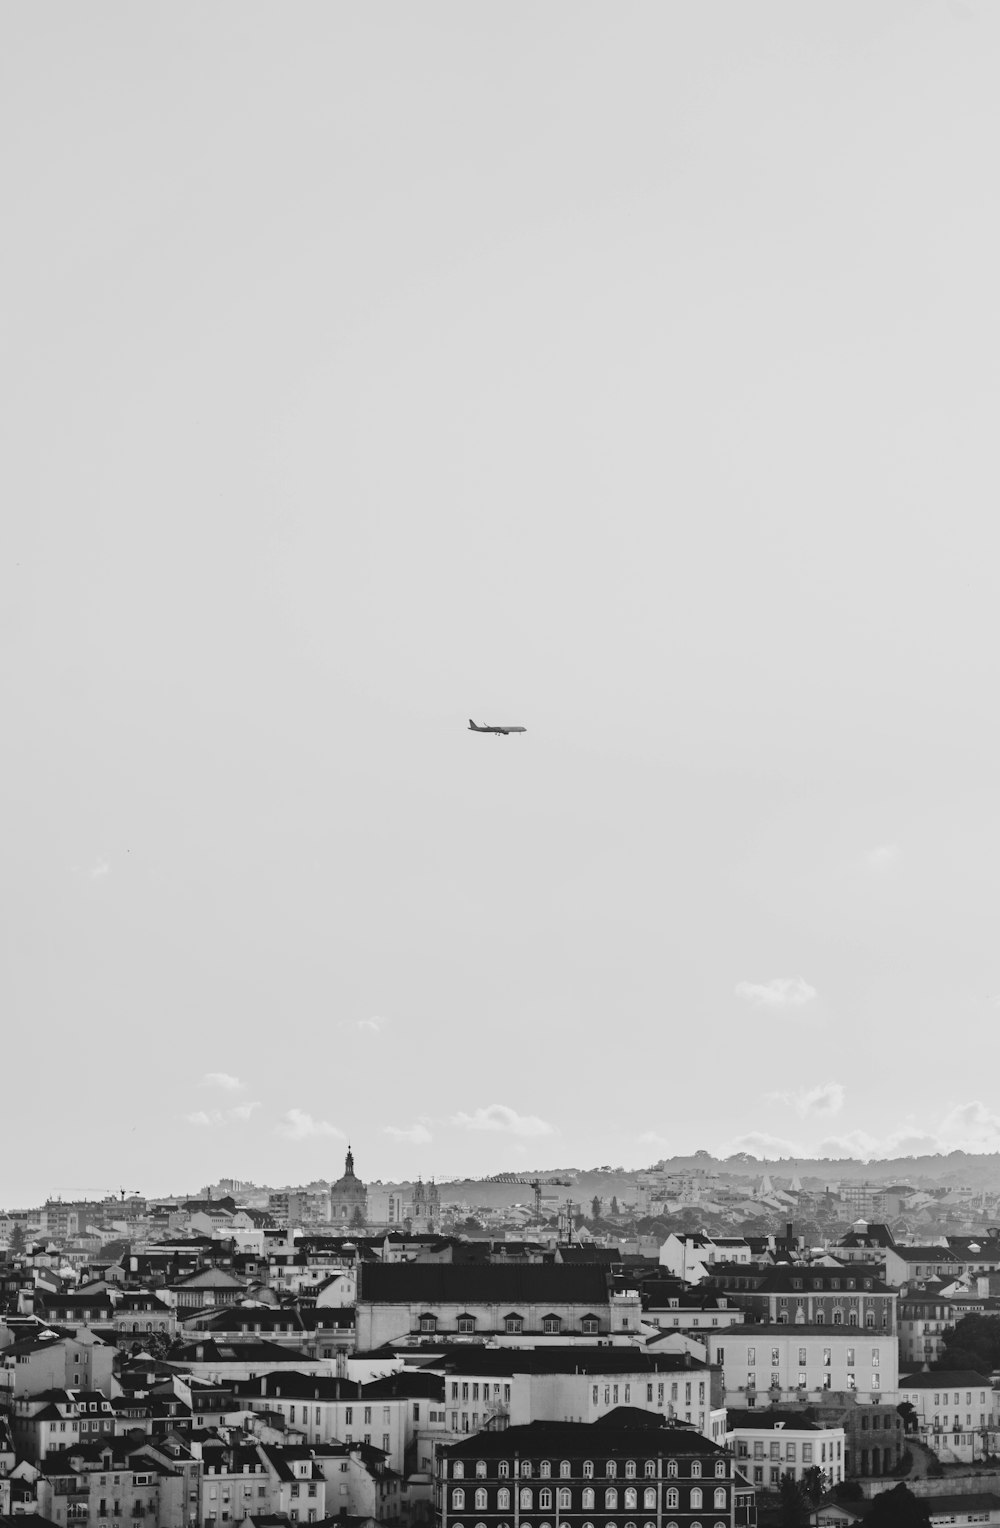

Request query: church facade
[{"left": 329, "top": 1147, "right": 368, "bottom": 1225}]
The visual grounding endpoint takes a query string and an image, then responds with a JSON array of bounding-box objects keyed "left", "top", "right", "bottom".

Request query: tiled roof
[
  {"left": 423, "top": 1345, "right": 711, "bottom": 1377},
  {"left": 900, "top": 1369, "right": 993, "bottom": 1387},
  {"left": 442, "top": 1417, "right": 724, "bottom": 1458},
  {"left": 358, "top": 1262, "right": 610, "bottom": 1304}
]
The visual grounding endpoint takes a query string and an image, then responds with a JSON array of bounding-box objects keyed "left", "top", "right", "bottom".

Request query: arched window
[
  {"left": 476, "top": 1463, "right": 487, "bottom": 1480},
  {"left": 582, "top": 1489, "right": 595, "bottom": 1509},
  {"left": 716, "top": 1522, "right": 728, "bottom": 1528},
  {"left": 644, "top": 1488, "right": 657, "bottom": 1509},
  {"left": 866, "top": 1312, "right": 875, "bottom": 1328},
  {"left": 625, "top": 1461, "right": 636, "bottom": 1479},
  {"left": 605, "top": 1488, "right": 619, "bottom": 1510},
  {"left": 624, "top": 1521, "right": 636, "bottom": 1528},
  {"left": 559, "top": 1489, "right": 572, "bottom": 1509},
  {"left": 539, "top": 1489, "right": 552, "bottom": 1510},
  {"left": 715, "top": 1463, "right": 726, "bottom": 1478},
  {"left": 833, "top": 1310, "right": 843, "bottom": 1326},
  {"left": 560, "top": 1463, "right": 572, "bottom": 1479},
  {"left": 692, "top": 1521, "right": 703, "bottom": 1528},
  {"left": 540, "top": 1462, "right": 551, "bottom": 1479},
  {"left": 498, "top": 1462, "right": 509, "bottom": 1478},
  {"left": 583, "top": 1462, "right": 594, "bottom": 1479},
  {"left": 625, "top": 1488, "right": 638, "bottom": 1509},
  {"left": 452, "top": 1489, "right": 465, "bottom": 1509},
  {"left": 454, "top": 1465, "right": 465, "bottom": 1480},
  {"left": 497, "top": 1489, "right": 510, "bottom": 1511},
  {"left": 644, "top": 1461, "right": 656, "bottom": 1478},
  {"left": 816, "top": 1311, "right": 825, "bottom": 1324},
  {"left": 714, "top": 1488, "right": 727, "bottom": 1508},
  {"left": 849, "top": 1312, "right": 858, "bottom": 1326},
  {"left": 521, "top": 1462, "right": 532, "bottom": 1479},
  {"left": 666, "top": 1488, "right": 679, "bottom": 1509},
  {"left": 667, "top": 1461, "right": 678, "bottom": 1479},
  {"left": 691, "top": 1488, "right": 703, "bottom": 1509},
  {"left": 691, "top": 1463, "right": 702, "bottom": 1479},
  {"left": 607, "top": 1461, "right": 617, "bottom": 1478},
  {"left": 475, "top": 1490, "right": 487, "bottom": 1510},
  {"left": 520, "top": 1488, "right": 532, "bottom": 1510}
]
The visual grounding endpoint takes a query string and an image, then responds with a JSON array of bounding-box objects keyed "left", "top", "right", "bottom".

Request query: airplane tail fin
[{"left": 468, "top": 718, "right": 478, "bottom": 730}]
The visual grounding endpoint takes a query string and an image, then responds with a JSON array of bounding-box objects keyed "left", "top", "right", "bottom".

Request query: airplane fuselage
[{"left": 469, "top": 719, "right": 526, "bottom": 735}]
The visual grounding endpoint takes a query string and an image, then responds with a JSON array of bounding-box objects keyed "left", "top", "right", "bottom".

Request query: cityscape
[{"left": 6, "top": 1147, "right": 1000, "bottom": 1528}]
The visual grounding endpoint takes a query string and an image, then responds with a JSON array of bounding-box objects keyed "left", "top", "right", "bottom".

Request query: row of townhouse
[
  {"left": 5, "top": 1428, "right": 403, "bottom": 1528},
  {"left": 897, "top": 1370, "right": 1000, "bottom": 1464}
]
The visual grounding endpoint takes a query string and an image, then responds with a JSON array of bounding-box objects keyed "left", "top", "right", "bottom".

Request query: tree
[
  {"left": 778, "top": 1473, "right": 811, "bottom": 1528},
  {"left": 897, "top": 1401, "right": 919, "bottom": 1434},
  {"left": 610, "top": 1195, "right": 620, "bottom": 1216},
  {"left": 9, "top": 1223, "right": 26, "bottom": 1254},
  {"left": 935, "top": 1313, "right": 1000, "bottom": 1374},
  {"left": 866, "top": 1483, "right": 932, "bottom": 1528},
  {"left": 801, "top": 1466, "right": 827, "bottom": 1505},
  {"left": 591, "top": 1196, "right": 601, "bottom": 1220},
  {"left": 350, "top": 1207, "right": 366, "bottom": 1229}
]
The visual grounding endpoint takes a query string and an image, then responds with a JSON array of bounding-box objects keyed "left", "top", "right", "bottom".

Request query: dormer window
[
  {"left": 457, "top": 1314, "right": 476, "bottom": 1335},
  {"left": 505, "top": 1313, "right": 524, "bottom": 1335},
  {"left": 419, "top": 1314, "right": 437, "bottom": 1334},
  {"left": 582, "top": 1315, "right": 600, "bottom": 1335}
]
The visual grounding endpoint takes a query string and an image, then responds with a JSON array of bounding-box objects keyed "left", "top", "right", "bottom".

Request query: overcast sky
[{"left": 4, "top": 1, "right": 1000, "bottom": 1207}]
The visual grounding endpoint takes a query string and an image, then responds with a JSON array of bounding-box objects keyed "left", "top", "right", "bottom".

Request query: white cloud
[
  {"left": 450, "top": 1103, "right": 556, "bottom": 1138},
  {"left": 734, "top": 976, "right": 817, "bottom": 1008},
  {"left": 356, "top": 1018, "right": 382, "bottom": 1033},
  {"left": 771, "top": 1081, "right": 845, "bottom": 1117},
  {"left": 384, "top": 1123, "right": 433, "bottom": 1145},
  {"left": 184, "top": 1101, "right": 260, "bottom": 1127},
  {"left": 227, "top": 1101, "right": 261, "bottom": 1121},
  {"left": 275, "top": 1109, "right": 345, "bottom": 1141},
  {"left": 90, "top": 859, "right": 110, "bottom": 880},
  {"left": 200, "top": 1072, "right": 243, "bottom": 1091},
  {"left": 865, "top": 843, "right": 899, "bottom": 871}
]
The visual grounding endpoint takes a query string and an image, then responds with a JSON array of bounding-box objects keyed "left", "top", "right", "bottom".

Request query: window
[
  {"left": 716, "top": 1463, "right": 726, "bottom": 1478},
  {"left": 419, "top": 1315, "right": 436, "bottom": 1333},
  {"left": 540, "top": 1462, "right": 551, "bottom": 1479},
  {"left": 667, "top": 1461, "right": 678, "bottom": 1478},
  {"left": 453, "top": 1489, "right": 465, "bottom": 1509},
  {"left": 625, "top": 1489, "right": 638, "bottom": 1509},
  {"left": 454, "top": 1464, "right": 465, "bottom": 1480},
  {"left": 559, "top": 1489, "right": 572, "bottom": 1508},
  {"left": 583, "top": 1462, "right": 594, "bottom": 1479},
  {"left": 583, "top": 1489, "right": 595, "bottom": 1509},
  {"left": 606, "top": 1489, "right": 619, "bottom": 1509},
  {"left": 543, "top": 1316, "right": 561, "bottom": 1335},
  {"left": 625, "top": 1461, "right": 636, "bottom": 1479},
  {"left": 691, "top": 1463, "right": 701, "bottom": 1479},
  {"left": 520, "top": 1489, "right": 532, "bottom": 1510},
  {"left": 645, "top": 1461, "right": 656, "bottom": 1477},
  {"left": 644, "top": 1488, "right": 657, "bottom": 1508},
  {"left": 714, "top": 1489, "right": 727, "bottom": 1508},
  {"left": 505, "top": 1314, "right": 523, "bottom": 1335},
  {"left": 521, "top": 1462, "right": 532, "bottom": 1479},
  {"left": 561, "top": 1462, "right": 571, "bottom": 1479},
  {"left": 666, "top": 1485, "right": 680, "bottom": 1509},
  {"left": 497, "top": 1489, "right": 510, "bottom": 1510},
  {"left": 607, "top": 1461, "right": 617, "bottom": 1478},
  {"left": 691, "top": 1490, "right": 703, "bottom": 1510},
  {"left": 498, "top": 1463, "right": 509, "bottom": 1478},
  {"left": 475, "top": 1490, "right": 487, "bottom": 1510},
  {"left": 457, "top": 1315, "right": 476, "bottom": 1335},
  {"left": 582, "top": 1317, "right": 599, "bottom": 1334},
  {"left": 539, "top": 1490, "right": 552, "bottom": 1511}
]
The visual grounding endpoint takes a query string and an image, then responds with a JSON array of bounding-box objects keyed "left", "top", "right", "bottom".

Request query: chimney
[{"left": 786, "top": 1223, "right": 793, "bottom": 1245}]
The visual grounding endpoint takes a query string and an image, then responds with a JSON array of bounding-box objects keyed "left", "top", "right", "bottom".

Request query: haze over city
[{"left": 6, "top": 2, "right": 1000, "bottom": 1206}]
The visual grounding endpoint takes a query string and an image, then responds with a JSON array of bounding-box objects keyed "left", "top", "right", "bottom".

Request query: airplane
[{"left": 468, "top": 718, "right": 527, "bottom": 736}]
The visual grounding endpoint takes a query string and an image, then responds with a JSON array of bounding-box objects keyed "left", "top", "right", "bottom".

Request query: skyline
[{"left": 6, "top": 2, "right": 1000, "bottom": 1208}]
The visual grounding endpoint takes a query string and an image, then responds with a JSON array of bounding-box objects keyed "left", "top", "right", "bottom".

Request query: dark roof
[
  {"left": 442, "top": 1418, "right": 725, "bottom": 1458},
  {"left": 358, "top": 1263, "right": 610, "bottom": 1304},
  {"left": 900, "top": 1370, "right": 993, "bottom": 1388},
  {"left": 422, "top": 1346, "right": 711, "bottom": 1377},
  {"left": 726, "top": 1409, "right": 831, "bottom": 1432}
]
